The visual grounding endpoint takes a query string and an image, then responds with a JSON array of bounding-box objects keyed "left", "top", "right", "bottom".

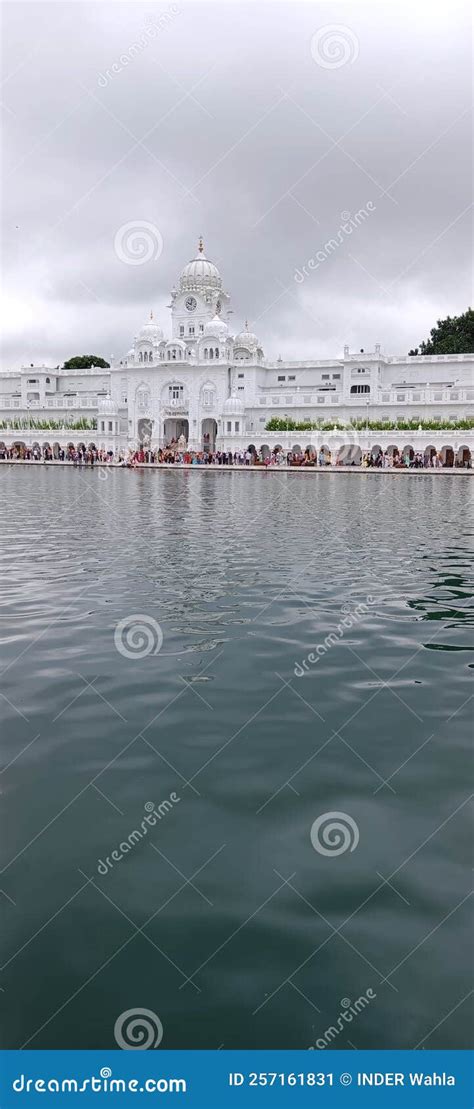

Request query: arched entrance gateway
[
  {"left": 163, "top": 418, "right": 189, "bottom": 446},
  {"left": 201, "top": 418, "right": 217, "bottom": 453},
  {"left": 456, "top": 445, "right": 471, "bottom": 467},
  {"left": 440, "top": 445, "right": 454, "bottom": 467},
  {"left": 137, "top": 418, "right": 153, "bottom": 445},
  {"left": 337, "top": 444, "right": 362, "bottom": 465}
]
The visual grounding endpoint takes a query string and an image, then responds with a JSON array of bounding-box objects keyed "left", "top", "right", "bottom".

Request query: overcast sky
[{"left": 2, "top": 0, "right": 472, "bottom": 367}]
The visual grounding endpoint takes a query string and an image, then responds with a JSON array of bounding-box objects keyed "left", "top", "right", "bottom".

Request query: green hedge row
[
  {"left": 0, "top": 417, "right": 98, "bottom": 432},
  {"left": 265, "top": 417, "right": 474, "bottom": 432}
]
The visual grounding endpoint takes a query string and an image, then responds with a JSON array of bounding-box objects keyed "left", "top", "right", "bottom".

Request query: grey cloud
[{"left": 2, "top": 0, "right": 472, "bottom": 367}]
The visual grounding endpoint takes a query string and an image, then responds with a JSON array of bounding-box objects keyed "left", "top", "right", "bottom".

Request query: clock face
[{"left": 185, "top": 296, "right": 197, "bottom": 312}]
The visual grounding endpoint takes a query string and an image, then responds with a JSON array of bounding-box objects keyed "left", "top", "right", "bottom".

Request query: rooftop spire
[
  {"left": 198, "top": 236, "right": 204, "bottom": 254},
  {"left": 150, "top": 309, "right": 153, "bottom": 319}
]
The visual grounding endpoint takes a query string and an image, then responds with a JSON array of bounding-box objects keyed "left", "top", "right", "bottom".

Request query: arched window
[
  {"left": 204, "top": 348, "right": 208, "bottom": 359},
  {"left": 202, "top": 388, "right": 215, "bottom": 408},
  {"left": 137, "top": 389, "right": 150, "bottom": 409},
  {"left": 350, "top": 384, "right": 370, "bottom": 394},
  {"left": 144, "top": 351, "right": 148, "bottom": 363},
  {"left": 139, "top": 351, "right": 143, "bottom": 362},
  {"left": 215, "top": 348, "right": 219, "bottom": 360},
  {"left": 209, "top": 348, "right": 214, "bottom": 359}
]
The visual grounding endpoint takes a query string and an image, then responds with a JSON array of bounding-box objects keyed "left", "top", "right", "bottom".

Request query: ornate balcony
[{"left": 162, "top": 405, "right": 188, "bottom": 417}]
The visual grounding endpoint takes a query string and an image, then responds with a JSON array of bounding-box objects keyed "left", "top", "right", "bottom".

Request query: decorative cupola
[
  {"left": 234, "top": 320, "right": 259, "bottom": 349},
  {"left": 137, "top": 310, "right": 164, "bottom": 342}
]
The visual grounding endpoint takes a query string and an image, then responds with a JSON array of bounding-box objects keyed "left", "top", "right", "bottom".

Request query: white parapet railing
[{"left": 0, "top": 395, "right": 100, "bottom": 411}]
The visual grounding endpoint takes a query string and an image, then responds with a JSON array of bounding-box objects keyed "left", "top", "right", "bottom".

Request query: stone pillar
[{"left": 187, "top": 405, "right": 200, "bottom": 451}]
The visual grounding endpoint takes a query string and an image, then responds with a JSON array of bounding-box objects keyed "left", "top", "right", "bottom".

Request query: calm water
[{"left": 0, "top": 466, "right": 473, "bottom": 1051}]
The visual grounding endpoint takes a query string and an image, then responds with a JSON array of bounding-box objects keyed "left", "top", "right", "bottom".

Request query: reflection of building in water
[{"left": 1, "top": 238, "right": 473, "bottom": 462}]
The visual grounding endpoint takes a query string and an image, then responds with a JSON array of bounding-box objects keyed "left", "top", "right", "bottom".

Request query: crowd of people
[
  {"left": 0, "top": 444, "right": 110, "bottom": 464},
  {"left": 0, "top": 442, "right": 470, "bottom": 469},
  {"left": 126, "top": 446, "right": 460, "bottom": 468}
]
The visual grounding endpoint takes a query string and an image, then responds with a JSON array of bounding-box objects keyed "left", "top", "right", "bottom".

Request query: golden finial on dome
[
  {"left": 198, "top": 236, "right": 204, "bottom": 254},
  {"left": 245, "top": 319, "right": 249, "bottom": 329},
  {"left": 150, "top": 309, "right": 153, "bottom": 319}
]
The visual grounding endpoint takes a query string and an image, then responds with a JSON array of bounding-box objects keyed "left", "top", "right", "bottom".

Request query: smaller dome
[
  {"left": 98, "top": 393, "right": 116, "bottom": 414},
  {"left": 204, "top": 314, "right": 229, "bottom": 340},
  {"left": 126, "top": 348, "right": 135, "bottom": 360},
  {"left": 234, "top": 321, "right": 258, "bottom": 349},
  {"left": 222, "top": 391, "right": 244, "bottom": 415},
  {"left": 138, "top": 311, "right": 163, "bottom": 342}
]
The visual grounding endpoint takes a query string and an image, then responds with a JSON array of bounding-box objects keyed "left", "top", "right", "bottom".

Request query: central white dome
[{"left": 180, "top": 239, "right": 222, "bottom": 292}]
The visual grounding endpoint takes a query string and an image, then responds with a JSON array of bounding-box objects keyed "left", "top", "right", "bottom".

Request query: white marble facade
[{"left": 1, "top": 239, "right": 473, "bottom": 457}]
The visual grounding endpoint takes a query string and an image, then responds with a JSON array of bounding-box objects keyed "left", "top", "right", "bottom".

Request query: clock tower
[{"left": 170, "top": 238, "right": 231, "bottom": 349}]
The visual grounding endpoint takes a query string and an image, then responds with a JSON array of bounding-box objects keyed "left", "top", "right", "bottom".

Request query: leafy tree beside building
[
  {"left": 63, "top": 355, "right": 110, "bottom": 369},
  {"left": 409, "top": 309, "right": 474, "bottom": 355}
]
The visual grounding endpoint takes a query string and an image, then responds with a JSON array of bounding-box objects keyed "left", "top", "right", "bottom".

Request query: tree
[
  {"left": 63, "top": 355, "right": 110, "bottom": 369},
  {"left": 409, "top": 309, "right": 474, "bottom": 355}
]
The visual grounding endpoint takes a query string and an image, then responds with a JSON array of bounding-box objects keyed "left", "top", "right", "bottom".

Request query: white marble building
[{"left": 1, "top": 239, "right": 473, "bottom": 462}]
